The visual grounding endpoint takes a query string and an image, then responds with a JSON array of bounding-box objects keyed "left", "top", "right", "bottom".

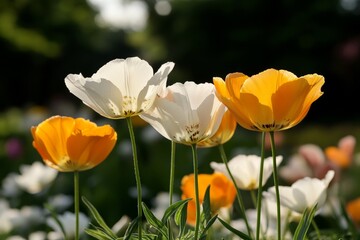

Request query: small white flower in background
[
  {"left": 65, "top": 56, "right": 174, "bottom": 119},
  {"left": 140, "top": 81, "right": 226, "bottom": 145},
  {"left": 210, "top": 154, "right": 283, "bottom": 190},
  {"left": 14, "top": 162, "right": 58, "bottom": 194},
  {"left": 0, "top": 205, "right": 44, "bottom": 234},
  {"left": 111, "top": 215, "right": 131, "bottom": 235},
  {"left": 28, "top": 231, "right": 47, "bottom": 240},
  {"left": 47, "top": 211, "right": 89, "bottom": 239},
  {"left": 47, "top": 194, "right": 73, "bottom": 212},
  {"left": 0, "top": 199, "right": 12, "bottom": 234},
  {"left": 6, "top": 236, "right": 26, "bottom": 240},
  {"left": 264, "top": 170, "right": 335, "bottom": 214},
  {"left": 231, "top": 197, "right": 294, "bottom": 240},
  {"left": 1, "top": 173, "right": 21, "bottom": 197}
]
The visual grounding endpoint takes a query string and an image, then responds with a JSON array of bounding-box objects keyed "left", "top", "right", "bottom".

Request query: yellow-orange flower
[
  {"left": 325, "top": 135, "right": 356, "bottom": 168},
  {"left": 180, "top": 173, "right": 236, "bottom": 226},
  {"left": 197, "top": 110, "right": 237, "bottom": 148},
  {"left": 213, "top": 69, "right": 324, "bottom": 132},
  {"left": 31, "top": 116, "right": 117, "bottom": 172},
  {"left": 346, "top": 197, "right": 360, "bottom": 227}
]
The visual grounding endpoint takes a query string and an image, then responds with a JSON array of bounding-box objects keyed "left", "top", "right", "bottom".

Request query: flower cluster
[{"left": 3, "top": 56, "right": 360, "bottom": 240}]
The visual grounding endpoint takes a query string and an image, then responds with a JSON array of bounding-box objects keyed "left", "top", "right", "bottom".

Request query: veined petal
[
  {"left": 225, "top": 73, "right": 248, "bottom": 100},
  {"left": 214, "top": 76, "right": 254, "bottom": 130},
  {"left": 271, "top": 79, "right": 312, "bottom": 130},
  {"left": 239, "top": 93, "right": 274, "bottom": 131},
  {"left": 31, "top": 116, "right": 117, "bottom": 172},
  {"left": 31, "top": 116, "right": 74, "bottom": 169},
  {"left": 146, "top": 62, "right": 175, "bottom": 97},
  {"left": 141, "top": 97, "right": 198, "bottom": 144},
  {"left": 294, "top": 74, "right": 324, "bottom": 124},
  {"left": 65, "top": 75, "right": 125, "bottom": 119},
  {"left": 92, "top": 57, "right": 153, "bottom": 96},
  {"left": 137, "top": 62, "right": 175, "bottom": 113},
  {"left": 64, "top": 118, "right": 117, "bottom": 171}
]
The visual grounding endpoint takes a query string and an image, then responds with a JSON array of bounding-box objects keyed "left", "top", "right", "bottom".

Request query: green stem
[
  {"left": 191, "top": 144, "right": 201, "bottom": 240},
  {"left": 218, "top": 144, "right": 252, "bottom": 236},
  {"left": 74, "top": 171, "right": 80, "bottom": 240},
  {"left": 126, "top": 117, "right": 142, "bottom": 239},
  {"left": 168, "top": 141, "right": 176, "bottom": 240},
  {"left": 269, "top": 131, "right": 281, "bottom": 240},
  {"left": 250, "top": 190, "right": 257, "bottom": 208},
  {"left": 255, "top": 132, "right": 266, "bottom": 240},
  {"left": 169, "top": 141, "right": 176, "bottom": 205},
  {"left": 311, "top": 220, "right": 321, "bottom": 239}
]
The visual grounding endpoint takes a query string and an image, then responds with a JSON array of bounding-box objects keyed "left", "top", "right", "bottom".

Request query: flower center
[{"left": 185, "top": 123, "right": 200, "bottom": 142}]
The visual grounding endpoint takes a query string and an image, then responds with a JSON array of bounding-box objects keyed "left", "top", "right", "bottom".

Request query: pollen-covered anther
[{"left": 185, "top": 123, "right": 200, "bottom": 141}]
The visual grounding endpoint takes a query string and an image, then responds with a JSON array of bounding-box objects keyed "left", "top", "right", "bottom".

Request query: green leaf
[
  {"left": 82, "top": 196, "right": 118, "bottom": 239},
  {"left": 161, "top": 198, "right": 191, "bottom": 224},
  {"left": 124, "top": 217, "right": 140, "bottom": 240},
  {"left": 218, "top": 217, "right": 252, "bottom": 240},
  {"left": 142, "top": 202, "right": 168, "bottom": 238},
  {"left": 202, "top": 186, "right": 212, "bottom": 223},
  {"left": 175, "top": 201, "right": 188, "bottom": 238},
  {"left": 85, "top": 228, "right": 114, "bottom": 240},
  {"left": 293, "top": 204, "right": 318, "bottom": 240},
  {"left": 199, "top": 214, "right": 218, "bottom": 239}
]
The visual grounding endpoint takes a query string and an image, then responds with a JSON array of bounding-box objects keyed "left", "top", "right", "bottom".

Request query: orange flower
[
  {"left": 180, "top": 173, "right": 236, "bottom": 226},
  {"left": 213, "top": 69, "right": 324, "bottom": 132},
  {"left": 325, "top": 135, "right": 356, "bottom": 168},
  {"left": 346, "top": 197, "right": 360, "bottom": 226},
  {"left": 31, "top": 116, "right": 117, "bottom": 172},
  {"left": 197, "top": 110, "right": 237, "bottom": 147}
]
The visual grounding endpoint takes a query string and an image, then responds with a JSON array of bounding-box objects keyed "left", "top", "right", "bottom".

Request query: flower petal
[{"left": 271, "top": 78, "right": 312, "bottom": 130}]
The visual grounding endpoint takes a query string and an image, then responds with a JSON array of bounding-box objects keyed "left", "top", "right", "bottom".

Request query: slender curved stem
[
  {"left": 218, "top": 144, "right": 252, "bottom": 236},
  {"left": 126, "top": 117, "right": 142, "bottom": 239},
  {"left": 169, "top": 141, "right": 176, "bottom": 205},
  {"left": 74, "top": 171, "right": 80, "bottom": 240},
  {"left": 191, "top": 144, "right": 200, "bottom": 240},
  {"left": 255, "top": 132, "right": 266, "bottom": 240},
  {"left": 168, "top": 141, "right": 176, "bottom": 240},
  {"left": 312, "top": 220, "right": 321, "bottom": 239},
  {"left": 270, "top": 131, "right": 281, "bottom": 240}
]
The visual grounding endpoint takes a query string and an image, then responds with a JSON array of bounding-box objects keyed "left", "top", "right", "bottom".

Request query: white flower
[
  {"left": 65, "top": 56, "right": 174, "bottom": 119},
  {"left": 231, "top": 197, "right": 295, "bottom": 240},
  {"left": 0, "top": 199, "right": 12, "bottom": 234},
  {"left": 46, "top": 211, "right": 89, "bottom": 239},
  {"left": 210, "top": 154, "right": 283, "bottom": 190},
  {"left": 265, "top": 170, "right": 335, "bottom": 214},
  {"left": 0, "top": 205, "right": 44, "bottom": 233},
  {"left": 14, "top": 162, "right": 58, "bottom": 194},
  {"left": 1, "top": 173, "right": 21, "bottom": 197},
  {"left": 29, "top": 231, "right": 47, "bottom": 240},
  {"left": 6, "top": 236, "right": 26, "bottom": 240},
  {"left": 140, "top": 81, "right": 226, "bottom": 145},
  {"left": 47, "top": 194, "right": 73, "bottom": 212}
]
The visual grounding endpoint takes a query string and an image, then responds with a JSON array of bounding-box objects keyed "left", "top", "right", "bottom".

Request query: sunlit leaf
[{"left": 293, "top": 203, "right": 318, "bottom": 240}]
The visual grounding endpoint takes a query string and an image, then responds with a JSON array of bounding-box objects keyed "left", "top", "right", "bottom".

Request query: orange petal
[
  {"left": 271, "top": 78, "right": 312, "bottom": 130},
  {"left": 346, "top": 197, "right": 360, "bottom": 224},
  {"left": 239, "top": 92, "right": 274, "bottom": 131},
  {"left": 31, "top": 116, "right": 75, "bottom": 169},
  {"left": 325, "top": 146, "right": 351, "bottom": 168},
  {"left": 241, "top": 69, "right": 297, "bottom": 107}
]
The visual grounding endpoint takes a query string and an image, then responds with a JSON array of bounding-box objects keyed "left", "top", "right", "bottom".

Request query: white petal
[
  {"left": 65, "top": 74, "right": 124, "bottom": 118},
  {"left": 92, "top": 57, "right": 153, "bottom": 96}
]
